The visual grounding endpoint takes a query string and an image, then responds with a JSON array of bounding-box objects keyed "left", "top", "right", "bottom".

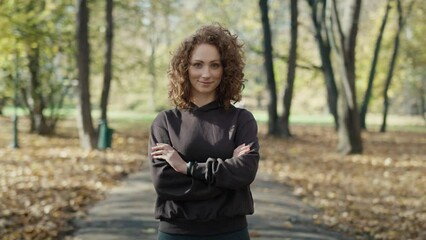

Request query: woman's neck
[{"left": 191, "top": 94, "right": 216, "bottom": 107}]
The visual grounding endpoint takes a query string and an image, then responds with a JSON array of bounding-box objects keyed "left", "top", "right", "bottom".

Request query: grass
[
  {"left": 252, "top": 110, "right": 425, "bottom": 133},
  {"left": 2, "top": 106, "right": 424, "bottom": 133}
]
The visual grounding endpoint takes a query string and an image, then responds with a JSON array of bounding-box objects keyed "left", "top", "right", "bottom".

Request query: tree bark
[
  {"left": 148, "top": 8, "right": 157, "bottom": 111},
  {"left": 148, "top": 43, "right": 157, "bottom": 110},
  {"left": 419, "top": 77, "right": 426, "bottom": 123},
  {"left": 100, "top": 0, "right": 113, "bottom": 122},
  {"left": 380, "top": 0, "right": 415, "bottom": 132},
  {"left": 307, "top": 0, "right": 339, "bottom": 130},
  {"left": 420, "top": 84, "right": 426, "bottom": 124},
  {"left": 26, "top": 44, "right": 49, "bottom": 135},
  {"left": 328, "top": 0, "right": 363, "bottom": 154},
  {"left": 360, "top": 0, "right": 391, "bottom": 130},
  {"left": 259, "top": 0, "right": 280, "bottom": 136},
  {"left": 0, "top": 97, "right": 5, "bottom": 115},
  {"left": 280, "top": 0, "right": 298, "bottom": 137},
  {"left": 76, "top": 0, "right": 96, "bottom": 149}
]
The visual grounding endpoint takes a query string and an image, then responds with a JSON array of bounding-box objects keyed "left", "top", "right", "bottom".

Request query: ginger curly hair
[{"left": 168, "top": 24, "right": 245, "bottom": 109}]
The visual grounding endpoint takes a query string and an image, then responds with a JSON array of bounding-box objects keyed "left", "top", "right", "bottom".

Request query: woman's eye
[
  {"left": 192, "top": 63, "right": 202, "bottom": 68},
  {"left": 211, "top": 63, "right": 221, "bottom": 69}
]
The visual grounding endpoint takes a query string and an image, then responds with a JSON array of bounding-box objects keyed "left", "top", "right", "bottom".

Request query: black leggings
[{"left": 157, "top": 227, "right": 250, "bottom": 240}]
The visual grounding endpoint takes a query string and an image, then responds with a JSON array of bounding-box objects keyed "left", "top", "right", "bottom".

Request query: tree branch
[{"left": 249, "top": 46, "right": 322, "bottom": 71}]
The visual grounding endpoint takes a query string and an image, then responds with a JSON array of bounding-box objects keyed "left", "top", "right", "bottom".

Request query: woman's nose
[{"left": 201, "top": 67, "right": 211, "bottom": 78}]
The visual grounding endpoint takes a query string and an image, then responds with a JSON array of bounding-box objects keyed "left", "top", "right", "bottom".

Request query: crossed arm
[{"left": 151, "top": 143, "right": 252, "bottom": 174}]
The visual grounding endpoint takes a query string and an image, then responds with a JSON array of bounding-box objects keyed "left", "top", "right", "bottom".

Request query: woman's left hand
[{"left": 151, "top": 143, "right": 187, "bottom": 174}]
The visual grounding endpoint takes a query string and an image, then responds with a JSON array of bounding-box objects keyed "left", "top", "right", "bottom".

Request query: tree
[
  {"left": 421, "top": 82, "right": 426, "bottom": 123},
  {"left": 25, "top": 43, "right": 49, "bottom": 134},
  {"left": 397, "top": 0, "right": 425, "bottom": 124},
  {"left": 259, "top": 0, "right": 280, "bottom": 136},
  {"left": 147, "top": 0, "right": 159, "bottom": 111},
  {"left": 307, "top": 0, "right": 339, "bottom": 129},
  {"left": 0, "top": 97, "right": 5, "bottom": 115},
  {"left": 76, "top": 0, "right": 96, "bottom": 149},
  {"left": 327, "top": 0, "right": 363, "bottom": 154},
  {"left": 0, "top": 1, "right": 75, "bottom": 135},
  {"left": 4, "top": 1, "right": 50, "bottom": 135},
  {"left": 380, "top": 0, "right": 415, "bottom": 132},
  {"left": 279, "top": 0, "right": 298, "bottom": 137},
  {"left": 359, "top": 0, "right": 391, "bottom": 130},
  {"left": 100, "top": 0, "right": 113, "bottom": 123}
]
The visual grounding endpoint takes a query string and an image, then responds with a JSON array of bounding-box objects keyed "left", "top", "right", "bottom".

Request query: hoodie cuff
[{"left": 192, "top": 162, "right": 207, "bottom": 181}]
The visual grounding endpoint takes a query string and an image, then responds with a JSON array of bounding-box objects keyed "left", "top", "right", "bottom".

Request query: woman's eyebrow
[{"left": 191, "top": 59, "right": 221, "bottom": 63}]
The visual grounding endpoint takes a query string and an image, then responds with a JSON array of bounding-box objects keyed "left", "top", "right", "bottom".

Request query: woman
[{"left": 149, "top": 23, "right": 260, "bottom": 240}]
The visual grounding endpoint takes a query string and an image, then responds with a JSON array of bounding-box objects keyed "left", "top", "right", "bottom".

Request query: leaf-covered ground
[
  {"left": 0, "top": 116, "right": 425, "bottom": 239},
  {"left": 0, "top": 117, "right": 148, "bottom": 239},
  {"left": 260, "top": 125, "right": 426, "bottom": 240}
]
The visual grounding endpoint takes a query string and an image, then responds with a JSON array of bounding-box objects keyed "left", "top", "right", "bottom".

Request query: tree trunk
[
  {"left": 259, "top": 0, "right": 280, "bottom": 136},
  {"left": 27, "top": 45, "right": 50, "bottom": 135},
  {"left": 100, "top": 0, "right": 113, "bottom": 122},
  {"left": 148, "top": 19, "right": 157, "bottom": 111},
  {"left": 307, "top": 0, "right": 339, "bottom": 130},
  {"left": 360, "top": 0, "right": 391, "bottom": 130},
  {"left": 76, "top": 0, "right": 96, "bottom": 149},
  {"left": 280, "top": 0, "right": 298, "bottom": 137},
  {"left": 380, "top": 0, "right": 414, "bottom": 132},
  {"left": 419, "top": 83, "right": 426, "bottom": 123},
  {"left": 148, "top": 43, "right": 157, "bottom": 110},
  {"left": 0, "top": 97, "right": 6, "bottom": 115},
  {"left": 379, "top": 1, "right": 396, "bottom": 133},
  {"left": 420, "top": 85, "right": 426, "bottom": 124},
  {"left": 328, "top": 0, "right": 363, "bottom": 154}
]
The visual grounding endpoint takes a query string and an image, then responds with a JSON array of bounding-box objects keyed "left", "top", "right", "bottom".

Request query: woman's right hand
[{"left": 233, "top": 143, "right": 252, "bottom": 158}]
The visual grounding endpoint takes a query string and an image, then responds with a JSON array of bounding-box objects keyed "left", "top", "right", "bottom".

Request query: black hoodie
[{"left": 149, "top": 100, "right": 260, "bottom": 235}]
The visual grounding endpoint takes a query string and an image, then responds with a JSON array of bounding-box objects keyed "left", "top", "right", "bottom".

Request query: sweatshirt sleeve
[
  {"left": 148, "top": 112, "right": 224, "bottom": 201},
  {"left": 191, "top": 110, "right": 260, "bottom": 189}
]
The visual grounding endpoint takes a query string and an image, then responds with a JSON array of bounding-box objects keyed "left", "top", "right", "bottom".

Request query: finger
[
  {"left": 239, "top": 146, "right": 250, "bottom": 152},
  {"left": 237, "top": 152, "right": 246, "bottom": 157},
  {"left": 154, "top": 143, "right": 169, "bottom": 148},
  {"left": 239, "top": 148, "right": 250, "bottom": 154},
  {"left": 238, "top": 152, "right": 249, "bottom": 157},
  {"left": 151, "top": 146, "right": 163, "bottom": 151},
  {"left": 240, "top": 143, "right": 253, "bottom": 148},
  {"left": 151, "top": 144, "right": 169, "bottom": 151},
  {"left": 152, "top": 155, "right": 165, "bottom": 159},
  {"left": 237, "top": 147, "right": 251, "bottom": 156},
  {"left": 235, "top": 145, "right": 249, "bottom": 152},
  {"left": 151, "top": 149, "right": 164, "bottom": 156},
  {"left": 234, "top": 144, "right": 245, "bottom": 152},
  {"left": 241, "top": 146, "right": 250, "bottom": 152}
]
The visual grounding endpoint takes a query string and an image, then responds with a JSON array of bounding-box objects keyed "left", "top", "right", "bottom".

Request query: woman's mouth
[{"left": 198, "top": 81, "right": 213, "bottom": 85}]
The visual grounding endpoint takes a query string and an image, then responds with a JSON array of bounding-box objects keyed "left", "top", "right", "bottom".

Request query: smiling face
[{"left": 188, "top": 43, "right": 223, "bottom": 104}]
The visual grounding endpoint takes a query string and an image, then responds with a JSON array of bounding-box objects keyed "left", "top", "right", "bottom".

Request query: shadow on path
[
  {"left": 247, "top": 174, "right": 350, "bottom": 240},
  {"left": 72, "top": 170, "right": 351, "bottom": 240}
]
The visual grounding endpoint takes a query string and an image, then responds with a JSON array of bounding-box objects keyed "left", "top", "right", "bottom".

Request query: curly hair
[{"left": 168, "top": 24, "right": 245, "bottom": 109}]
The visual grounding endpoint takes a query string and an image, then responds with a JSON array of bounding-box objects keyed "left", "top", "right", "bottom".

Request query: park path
[{"left": 71, "top": 168, "right": 352, "bottom": 240}]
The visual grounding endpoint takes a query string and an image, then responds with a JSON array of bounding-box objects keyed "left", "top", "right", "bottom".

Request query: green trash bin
[
  {"left": 98, "top": 120, "right": 114, "bottom": 149},
  {"left": 106, "top": 127, "right": 113, "bottom": 148}
]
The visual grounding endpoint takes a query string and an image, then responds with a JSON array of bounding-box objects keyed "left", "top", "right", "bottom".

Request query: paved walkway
[{"left": 72, "top": 169, "right": 352, "bottom": 240}]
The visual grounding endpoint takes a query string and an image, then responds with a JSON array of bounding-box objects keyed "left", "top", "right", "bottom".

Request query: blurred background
[
  {"left": 0, "top": 0, "right": 425, "bottom": 239},
  {"left": 0, "top": 0, "right": 424, "bottom": 136}
]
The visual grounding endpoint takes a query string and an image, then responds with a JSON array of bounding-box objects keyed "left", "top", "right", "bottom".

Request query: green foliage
[
  {"left": 356, "top": 0, "right": 424, "bottom": 115},
  {"left": 0, "top": 0, "right": 75, "bottom": 96},
  {"left": 398, "top": 1, "right": 426, "bottom": 115},
  {"left": 0, "top": 0, "right": 424, "bottom": 118},
  {"left": 0, "top": 0, "right": 76, "bottom": 132}
]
